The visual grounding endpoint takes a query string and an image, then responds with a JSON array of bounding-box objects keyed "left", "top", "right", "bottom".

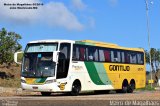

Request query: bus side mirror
[
  {"left": 14, "top": 51, "right": 23, "bottom": 64},
  {"left": 53, "top": 51, "right": 60, "bottom": 63}
]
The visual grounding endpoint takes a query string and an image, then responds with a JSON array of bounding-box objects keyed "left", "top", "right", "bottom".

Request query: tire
[
  {"left": 117, "top": 80, "right": 129, "bottom": 93},
  {"left": 122, "top": 85, "right": 128, "bottom": 93},
  {"left": 71, "top": 82, "right": 81, "bottom": 96},
  {"left": 41, "top": 92, "right": 51, "bottom": 96},
  {"left": 127, "top": 83, "right": 135, "bottom": 93}
]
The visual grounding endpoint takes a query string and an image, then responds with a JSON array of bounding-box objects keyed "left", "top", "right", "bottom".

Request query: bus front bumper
[{"left": 21, "top": 82, "right": 62, "bottom": 92}]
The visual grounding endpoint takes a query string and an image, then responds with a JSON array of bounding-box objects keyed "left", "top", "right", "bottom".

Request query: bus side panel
[
  {"left": 71, "top": 61, "right": 114, "bottom": 91},
  {"left": 70, "top": 62, "right": 145, "bottom": 91},
  {"left": 103, "top": 63, "right": 146, "bottom": 89}
]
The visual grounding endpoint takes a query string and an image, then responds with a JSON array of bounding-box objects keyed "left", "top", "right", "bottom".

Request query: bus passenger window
[
  {"left": 80, "top": 47, "right": 85, "bottom": 61},
  {"left": 73, "top": 45, "right": 79, "bottom": 60},
  {"left": 125, "top": 52, "right": 130, "bottom": 63},
  {"left": 137, "top": 53, "right": 144, "bottom": 64},
  {"left": 121, "top": 52, "right": 125, "bottom": 63},
  {"left": 117, "top": 51, "right": 121, "bottom": 62},
  {"left": 99, "top": 49, "right": 105, "bottom": 62},
  {"left": 104, "top": 50, "right": 111, "bottom": 62},
  {"left": 88, "top": 48, "right": 94, "bottom": 61},
  {"left": 85, "top": 47, "right": 88, "bottom": 61},
  {"left": 88, "top": 47, "right": 98, "bottom": 61},
  {"left": 111, "top": 50, "right": 120, "bottom": 62},
  {"left": 94, "top": 49, "right": 98, "bottom": 61},
  {"left": 130, "top": 53, "right": 137, "bottom": 64}
]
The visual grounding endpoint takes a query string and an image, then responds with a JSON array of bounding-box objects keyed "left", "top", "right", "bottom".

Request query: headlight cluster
[
  {"left": 45, "top": 79, "right": 56, "bottom": 84},
  {"left": 21, "top": 79, "right": 26, "bottom": 83}
]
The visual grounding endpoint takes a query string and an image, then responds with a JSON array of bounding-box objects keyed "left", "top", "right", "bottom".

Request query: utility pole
[{"left": 145, "top": 0, "right": 153, "bottom": 88}]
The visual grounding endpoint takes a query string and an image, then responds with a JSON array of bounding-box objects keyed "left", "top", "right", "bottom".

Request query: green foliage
[
  {"left": 17, "top": 53, "right": 23, "bottom": 63},
  {"left": 136, "top": 84, "right": 155, "bottom": 91},
  {"left": 145, "top": 50, "right": 150, "bottom": 63},
  {"left": 145, "top": 48, "right": 160, "bottom": 72},
  {"left": 0, "top": 28, "right": 22, "bottom": 66}
]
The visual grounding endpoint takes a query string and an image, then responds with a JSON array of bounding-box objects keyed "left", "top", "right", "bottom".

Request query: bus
[{"left": 14, "top": 40, "right": 146, "bottom": 96}]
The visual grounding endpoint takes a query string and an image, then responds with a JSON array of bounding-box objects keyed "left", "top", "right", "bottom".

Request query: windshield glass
[
  {"left": 25, "top": 43, "right": 57, "bottom": 53},
  {"left": 22, "top": 43, "right": 57, "bottom": 78}
]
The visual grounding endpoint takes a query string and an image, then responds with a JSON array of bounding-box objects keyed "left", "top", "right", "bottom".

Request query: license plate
[{"left": 32, "top": 86, "right": 38, "bottom": 89}]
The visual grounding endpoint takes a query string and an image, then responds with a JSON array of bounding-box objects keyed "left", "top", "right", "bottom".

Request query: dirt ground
[{"left": 0, "top": 90, "right": 160, "bottom": 106}]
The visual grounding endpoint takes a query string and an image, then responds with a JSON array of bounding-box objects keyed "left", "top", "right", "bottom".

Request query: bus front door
[{"left": 56, "top": 43, "right": 71, "bottom": 79}]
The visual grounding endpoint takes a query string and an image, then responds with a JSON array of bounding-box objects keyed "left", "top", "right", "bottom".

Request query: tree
[
  {"left": 155, "top": 49, "right": 160, "bottom": 71},
  {"left": 0, "top": 28, "right": 22, "bottom": 67},
  {"left": 145, "top": 48, "right": 160, "bottom": 72},
  {"left": 145, "top": 50, "right": 150, "bottom": 65},
  {"left": 145, "top": 48, "right": 160, "bottom": 83},
  {"left": 150, "top": 48, "right": 156, "bottom": 72}
]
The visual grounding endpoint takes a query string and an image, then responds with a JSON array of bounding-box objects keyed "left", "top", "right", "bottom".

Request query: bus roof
[
  {"left": 28, "top": 39, "right": 144, "bottom": 52},
  {"left": 76, "top": 40, "right": 144, "bottom": 52},
  {"left": 28, "top": 39, "right": 75, "bottom": 44}
]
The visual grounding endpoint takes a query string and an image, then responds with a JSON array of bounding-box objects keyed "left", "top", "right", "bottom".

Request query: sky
[{"left": 0, "top": 0, "right": 160, "bottom": 51}]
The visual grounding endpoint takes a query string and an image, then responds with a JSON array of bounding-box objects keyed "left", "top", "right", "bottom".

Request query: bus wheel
[
  {"left": 122, "top": 85, "right": 128, "bottom": 93},
  {"left": 41, "top": 92, "right": 51, "bottom": 96},
  {"left": 71, "top": 80, "right": 81, "bottom": 96},
  {"left": 127, "top": 83, "right": 135, "bottom": 93},
  {"left": 122, "top": 80, "right": 128, "bottom": 93}
]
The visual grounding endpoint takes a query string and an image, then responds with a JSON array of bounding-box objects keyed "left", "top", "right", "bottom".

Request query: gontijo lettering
[{"left": 109, "top": 65, "right": 130, "bottom": 71}]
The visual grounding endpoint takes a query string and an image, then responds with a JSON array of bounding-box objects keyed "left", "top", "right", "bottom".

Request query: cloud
[
  {"left": 88, "top": 17, "right": 95, "bottom": 28},
  {"left": 0, "top": 0, "right": 39, "bottom": 23},
  {"left": 108, "top": 0, "right": 118, "bottom": 7},
  {"left": 0, "top": 0, "right": 83, "bottom": 30},
  {"left": 40, "top": 2, "right": 83, "bottom": 30},
  {"left": 71, "top": 0, "right": 86, "bottom": 10}
]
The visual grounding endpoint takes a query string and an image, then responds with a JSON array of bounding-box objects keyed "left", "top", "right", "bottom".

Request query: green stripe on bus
[
  {"left": 94, "top": 63, "right": 112, "bottom": 85},
  {"left": 36, "top": 78, "right": 47, "bottom": 83},
  {"left": 84, "top": 62, "right": 104, "bottom": 85},
  {"left": 75, "top": 41, "right": 94, "bottom": 46}
]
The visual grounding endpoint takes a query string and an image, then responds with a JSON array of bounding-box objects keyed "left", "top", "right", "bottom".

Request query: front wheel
[
  {"left": 71, "top": 82, "right": 81, "bottom": 96},
  {"left": 41, "top": 92, "right": 51, "bottom": 96}
]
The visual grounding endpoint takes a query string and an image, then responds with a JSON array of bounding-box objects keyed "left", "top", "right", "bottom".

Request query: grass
[{"left": 136, "top": 84, "right": 156, "bottom": 91}]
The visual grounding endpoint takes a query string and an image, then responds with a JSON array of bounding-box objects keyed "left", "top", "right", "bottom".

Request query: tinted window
[
  {"left": 104, "top": 50, "right": 111, "bottom": 62},
  {"left": 79, "top": 47, "right": 86, "bottom": 61},
  {"left": 73, "top": 45, "right": 79, "bottom": 60},
  {"left": 137, "top": 53, "right": 144, "bottom": 64},
  {"left": 72, "top": 44, "right": 144, "bottom": 65},
  {"left": 99, "top": 49, "right": 105, "bottom": 62},
  {"left": 130, "top": 52, "right": 137, "bottom": 64}
]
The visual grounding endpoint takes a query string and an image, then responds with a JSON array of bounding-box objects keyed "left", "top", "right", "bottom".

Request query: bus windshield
[{"left": 22, "top": 43, "right": 58, "bottom": 78}]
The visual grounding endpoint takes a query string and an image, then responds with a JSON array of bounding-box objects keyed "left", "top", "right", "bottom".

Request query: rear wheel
[
  {"left": 122, "top": 85, "right": 128, "bottom": 93},
  {"left": 121, "top": 80, "right": 128, "bottom": 93},
  {"left": 71, "top": 80, "right": 81, "bottom": 96},
  {"left": 127, "top": 83, "right": 135, "bottom": 93},
  {"left": 41, "top": 92, "right": 51, "bottom": 96}
]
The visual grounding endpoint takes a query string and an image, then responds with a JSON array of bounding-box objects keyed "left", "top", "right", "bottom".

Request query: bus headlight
[
  {"left": 21, "top": 79, "right": 26, "bottom": 83},
  {"left": 45, "top": 79, "right": 56, "bottom": 84}
]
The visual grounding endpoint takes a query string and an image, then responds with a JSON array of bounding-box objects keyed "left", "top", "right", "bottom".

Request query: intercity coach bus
[{"left": 14, "top": 40, "right": 146, "bottom": 96}]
